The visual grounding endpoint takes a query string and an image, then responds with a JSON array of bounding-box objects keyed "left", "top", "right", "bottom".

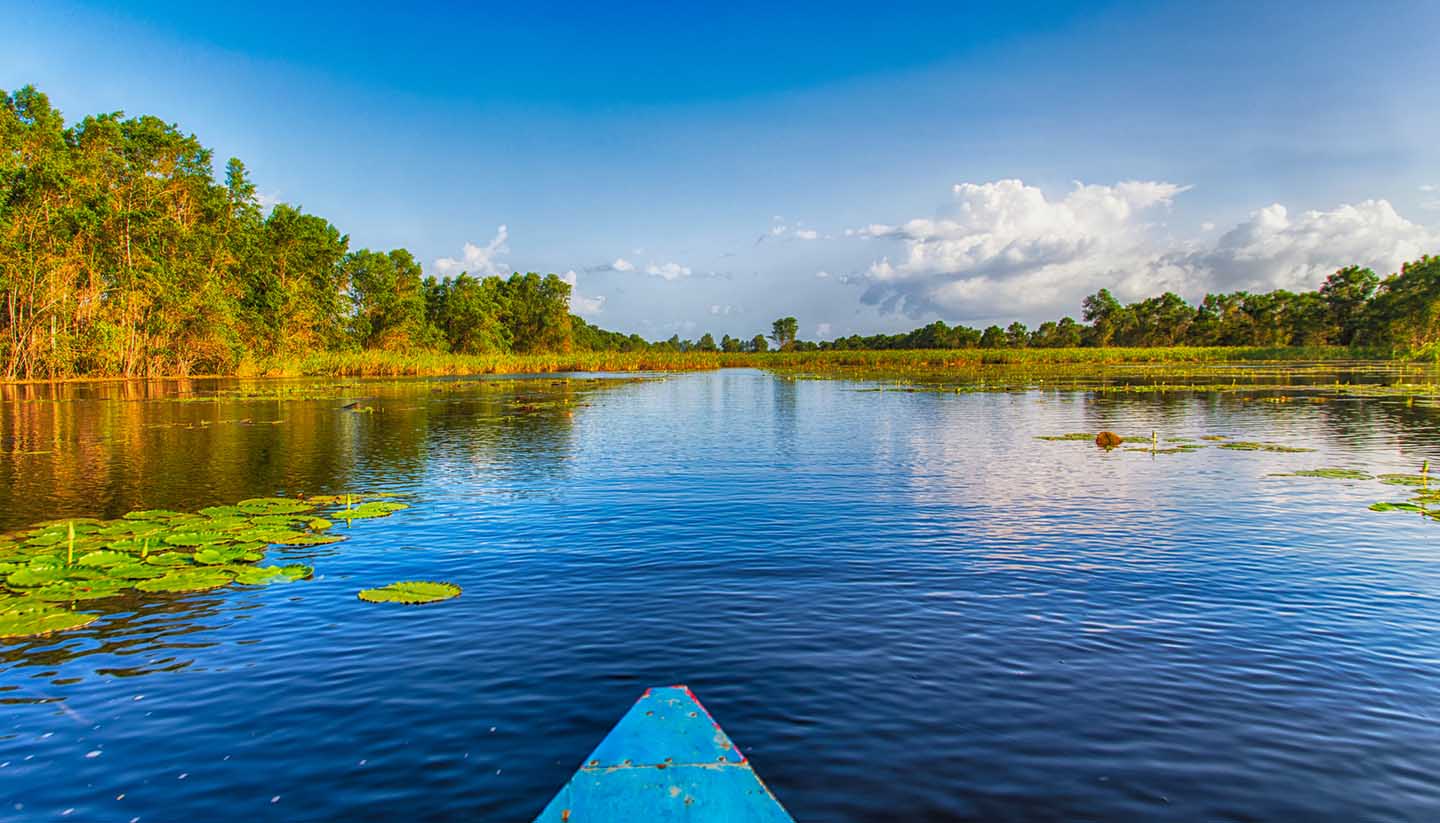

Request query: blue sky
[{"left": 6, "top": 0, "right": 1440, "bottom": 339}]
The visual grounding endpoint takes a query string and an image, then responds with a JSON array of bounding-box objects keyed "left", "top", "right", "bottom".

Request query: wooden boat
[{"left": 535, "top": 685, "right": 794, "bottom": 821}]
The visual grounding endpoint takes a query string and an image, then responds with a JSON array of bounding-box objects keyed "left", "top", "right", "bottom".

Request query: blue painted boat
[{"left": 535, "top": 685, "right": 795, "bottom": 822}]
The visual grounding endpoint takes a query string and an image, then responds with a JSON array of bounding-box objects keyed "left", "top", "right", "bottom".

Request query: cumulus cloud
[
  {"left": 856, "top": 178, "right": 1440, "bottom": 321},
  {"left": 645, "top": 261, "right": 692, "bottom": 280},
  {"left": 435, "top": 225, "right": 510, "bottom": 277},
  {"left": 1167, "top": 200, "right": 1440, "bottom": 293},
  {"left": 559, "top": 270, "right": 606, "bottom": 316},
  {"left": 857, "top": 179, "right": 1187, "bottom": 317},
  {"left": 815, "top": 270, "right": 831, "bottom": 279},
  {"left": 611, "top": 257, "right": 636, "bottom": 272},
  {"left": 758, "top": 217, "right": 823, "bottom": 243}
]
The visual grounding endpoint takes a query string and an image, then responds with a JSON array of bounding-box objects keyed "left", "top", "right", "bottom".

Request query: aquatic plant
[
  {"left": 1377, "top": 474, "right": 1431, "bottom": 487},
  {"left": 1217, "top": 442, "right": 1315, "bottom": 453},
  {"left": 0, "top": 491, "right": 412, "bottom": 638},
  {"left": 1035, "top": 433, "right": 1093, "bottom": 441},
  {"left": 357, "top": 581, "right": 461, "bottom": 604},
  {"left": 0, "top": 603, "right": 99, "bottom": 638},
  {"left": 1271, "top": 468, "right": 1374, "bottom": 480}
]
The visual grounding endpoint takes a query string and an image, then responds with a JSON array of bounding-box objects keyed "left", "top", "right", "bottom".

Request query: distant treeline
[
  {"left": 802, "top": 262, "right": 1439, "bottom": 353},
  {"left": 3, "top": 86, "right": 1437, "bottom": 380}
]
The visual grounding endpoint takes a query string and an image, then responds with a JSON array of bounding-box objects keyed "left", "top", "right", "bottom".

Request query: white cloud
[
  {"left": 794, "top": 229, "right": 819, "bottom": 240},
  {"left": 645, "top": 261, "right": 692, "bottom": 280},
  {"left": 256, "top": 191, "right": 283, "bottom": 211},
  {"left": 759, "top": 218, "right": 821, "bottom": 243},
  {"left": 1168, "top": 199, "right": 1440, "bottom": 293},
  {"left": 815, "top": 322, "right": 833, "bottom": 337},
  {"left": 815, "top": 270, "right": 831, "bottom": 279},
  {"left": 857, "top": 179, "right": 1188, "bottom": 317},
  {"left": 435, "top": 225, "right": 510, "bottom": 277},
  {"left": 1200, "top": 221, "right": 1216, "bottom": 232},
  {"left": 1421, "top": 184, "right": 1438, "bottom": 193},
  {"left": 709, "top": 304, "right": 738, "bottom": 315},
  {"left": 559, "top": 270, "right": 605, "bottom": 316},
  {"left": 611, "top": 257, "right": 636, "bottom": 272},
  {"left": 856, "top": 179, "right": 1440, "bottom": 321}
]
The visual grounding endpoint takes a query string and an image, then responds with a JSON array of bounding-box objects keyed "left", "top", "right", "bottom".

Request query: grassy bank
[{"left": 0, "top": 345, "right": 1412, "bottom": 384}]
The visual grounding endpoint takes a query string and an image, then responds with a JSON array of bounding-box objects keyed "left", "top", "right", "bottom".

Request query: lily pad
[
  {"left": 231, "top": 564, "right": 313, "bottom": 585},
  {"left": 1378, "top": 474, "right": 1431, "bottom": 487},
  {"left": 237, "top": 498, "right": 316, "bottom": 515},
  {"left": 164, "top": 531, "right": 232, "bottom": 547},
  {"left": 31, "top": 580, "right": 130, "bottom": 602},
  {"left": 145, "top": 552, "right": 193, "bottom": 567},
  {"left": 107, "top": 564, "right": 168, "bottom": 580},
  {"left": 1369, "top": 502, "right": 1427, "bottom": 512},
  {"left": 339, "top": 502, "right": 410, "bottom": 520},
  {"left": 136, "top": 569, "right": 234, "bottom": 593},
  {"left": 357, "top": 580, "right": 461, "bottom": 604},
  {"left": 1272, "top": 468, "right": 1374, "bottom": 480},
  {"left": 198, "top": 505, "right": 246, "bottom": 518},
  {"left": 1218, "top": 441, "right": 1314, "bottom": 453},
  {"left": 0, "top": 604, "right": 98, "bottom": 638},
  {"left": 6, "top": 566, "right": 70, "bottom": 588},
  {"left": 192, "top": 545, "right": 251, "bottom": 565},
  {"left": 124, "top": 509, "right": 184, "bottom": 521},
  {"left": 308, "top": 518, "right": 333, "bottom": 531},
  {"left": 77, "top": 550, "right": 133, "bottom": 568}
]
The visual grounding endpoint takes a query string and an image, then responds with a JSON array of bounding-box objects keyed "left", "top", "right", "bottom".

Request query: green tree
[
  {"left": 769, "top": 316, "right": 798, "bottom": 350},
  {"left": 750, "top": 334, "right": 769, "bottom": 352},
  {"left": 1320, "top": 265, "right": 1379, "bottom": 345},
  {"left": 696, "top": 332, "right": 718, "bottom": 352}
]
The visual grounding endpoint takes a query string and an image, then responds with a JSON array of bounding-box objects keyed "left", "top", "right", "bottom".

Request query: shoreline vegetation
[
  {"left": 4, "top": 86, "right": 1438, "bottom": 383},
  {"left": 0, "top": 345, "right": 1428, "bottom": 386}
]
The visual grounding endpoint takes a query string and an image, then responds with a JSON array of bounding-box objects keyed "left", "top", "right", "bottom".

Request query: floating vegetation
[
  {"left": 1036, "top": 433, "right": 1094, "bottom": 441},
  {"left": 1369, "top": 502, "right": 1427, "bottom": 513},
  {"left": 1217, "top": 441, "right": 1315, "bottom": 453},
  {"left": 0, "top": 603, "right": 99, "bottom": 638},
  {"left": 1377, "top": 474, "right": 1431, "bottom": 487},
  {"left": 1271, "top": 468, "right": 1374, "bottom": 480},
  {"left": 357, "top": 580, "right": 461, "bottom": 604},
  {"left": 0, "top": 492, "right": 412, "bottom": 638}
]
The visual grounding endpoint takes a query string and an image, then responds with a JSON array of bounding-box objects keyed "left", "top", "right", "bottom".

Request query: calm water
[{"left": 3, "top": 369, "right": 1440, "bottom": 821}]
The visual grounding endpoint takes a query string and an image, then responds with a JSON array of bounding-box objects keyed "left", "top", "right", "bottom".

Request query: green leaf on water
[
  {"left": 124, "top": 509, "right": 183, "bottom": 521},
  {"left": 357, "top": 580, "right": 460, "bottom": 604},
  {"left": 237, "top": 497, "right": 316, "bottom": 515},
  {"left": 340, "top": 502, "right": 410, "bottom": 520},
  {"left": 77, "top": 550, "right": 133, "bottom": 568},
  {"left": 1035, "top": 433, "right": 1093, "bottom": 441},
  {"left": 198, "top": 505, "right": 245, "bottom": 518},
  {"left": 1218, "top": 441, "right": 1315, "bottom": 453},
  {"left": 107, "top": 564, "right": 168, "bottom": 580},
  {"left": 136, "top": 569, "right": 234, "bottom": 593},
  {"left": 231, "top": 564, "right": 313, "bottom": 585},
  {"left": 1271, "top": 468, "right": 1375, "bottom": 480},
  {"left": 145, "top": 552, "right": 193, "bottom": 567},
  {"left": 193, "top": 545, "right": 250, "bottom": 565},
  {"left": 1369, "top": 502, "right": 1426, "bottom": 512},
  {"left": 308, "top": 518, "right": 332, "bottom": 531},
  {"left": 5, "top": 566, "right": 69, "bottom": 588},
  {"left": 0, "top": 604, "right": 98, "bottom": 638},
  {"left": 1378, "top": 474, "right": 1431, "bottom": 487},
  {"left": 31, "top": 580, "right": 130, "bottom": 601},
  {"left": 164, "top": 531, "right": 232, "bottom": 547}
]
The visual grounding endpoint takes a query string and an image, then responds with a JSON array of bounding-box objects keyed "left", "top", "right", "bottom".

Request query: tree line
[
  {"left": 800, "top": 263, "right": 1437, "bottom": 353},
  {"left": 0, "top": 86, "right": 631, "bottom": 379},
  {"left": 4, "top": 86, "right": 1437, "bottom": 379}
]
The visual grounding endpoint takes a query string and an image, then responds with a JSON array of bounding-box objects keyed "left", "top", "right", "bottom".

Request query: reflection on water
[{"left": 2, "top": 369, "right": 1439, "bottom": 821}]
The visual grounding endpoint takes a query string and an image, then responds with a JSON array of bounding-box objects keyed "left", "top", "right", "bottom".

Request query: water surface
[{"left": 3, "top": 369, "right": 1439, "bottom": 821}]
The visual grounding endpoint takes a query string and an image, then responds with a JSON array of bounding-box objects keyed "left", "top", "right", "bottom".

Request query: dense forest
[{"left": 2, "top": 86, "right": 1437, "bottom": 379}]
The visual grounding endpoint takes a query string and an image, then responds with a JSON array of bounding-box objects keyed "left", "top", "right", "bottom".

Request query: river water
[{"left": 2, "top": 369, "right": 1439, "bottom": 821}]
